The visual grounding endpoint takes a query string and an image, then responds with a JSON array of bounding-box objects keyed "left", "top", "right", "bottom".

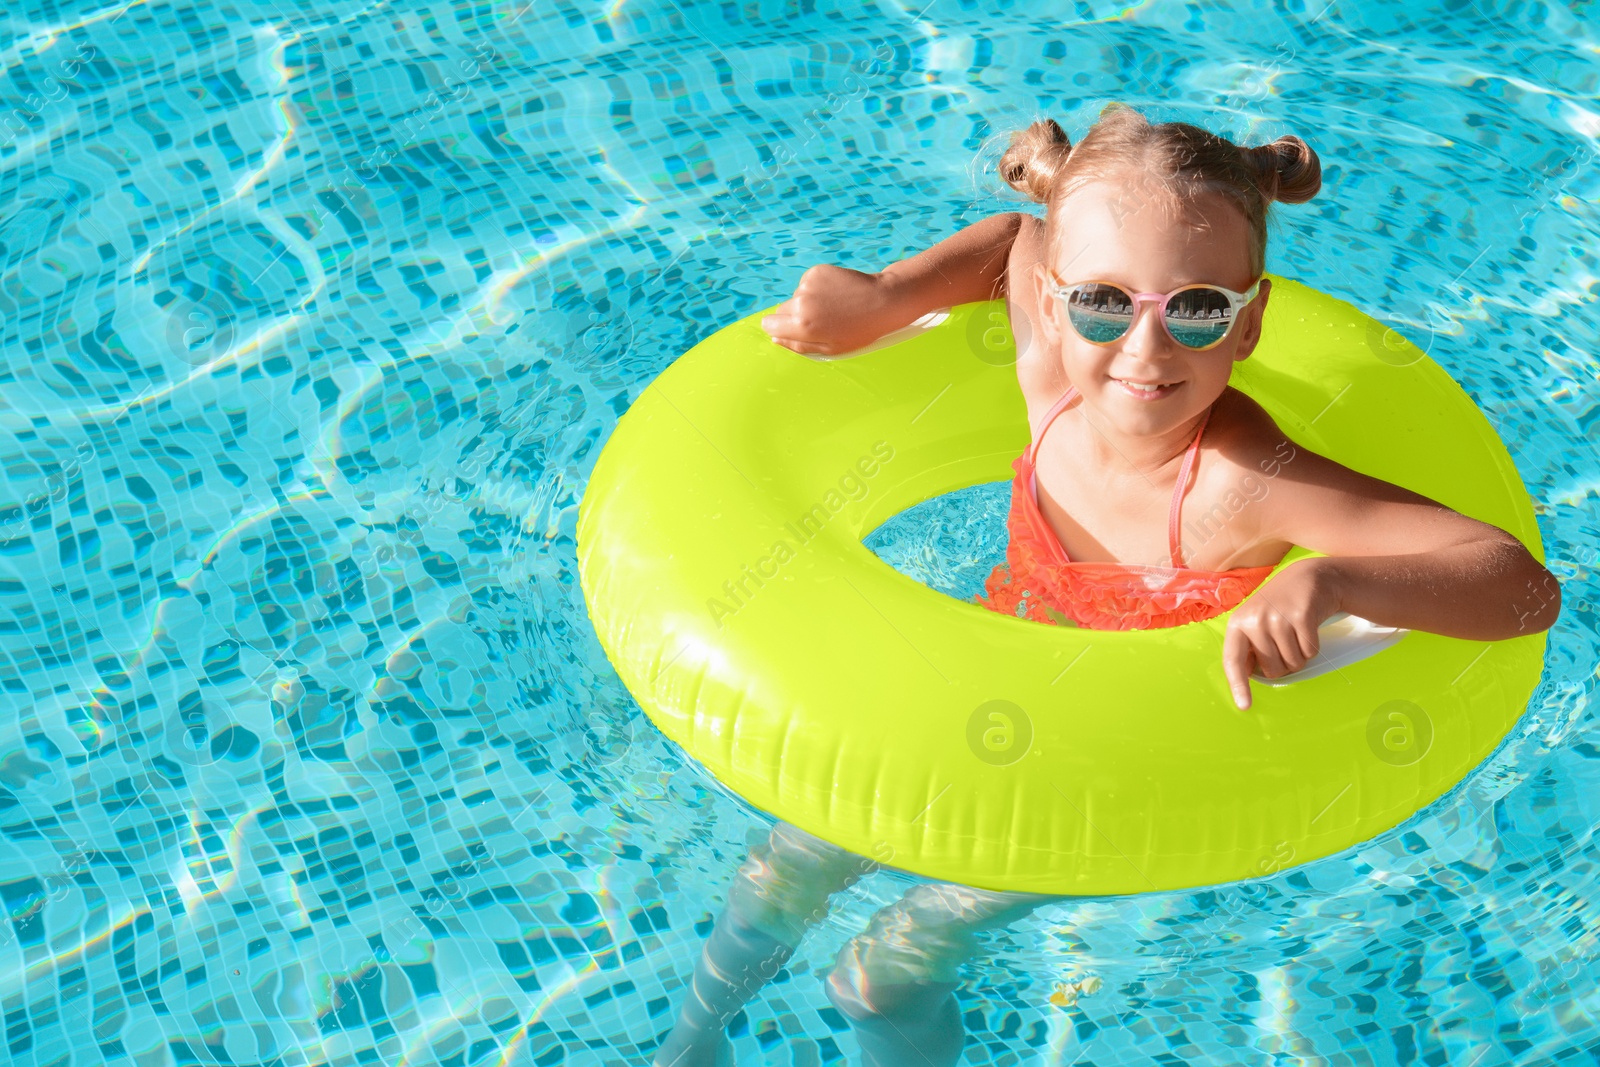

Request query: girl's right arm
[{"left": 761, "top": 212, "right": 1027, "bottom": 356}]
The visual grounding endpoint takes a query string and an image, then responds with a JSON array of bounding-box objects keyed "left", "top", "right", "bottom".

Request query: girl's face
[{"left": 1031, "top": 176, "right": 1271, "bottom": 439}]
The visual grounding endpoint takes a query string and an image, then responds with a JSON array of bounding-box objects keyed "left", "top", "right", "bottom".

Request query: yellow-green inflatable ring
[{"left": 577, "top": 275, "right": 1547, "bottom": 895}]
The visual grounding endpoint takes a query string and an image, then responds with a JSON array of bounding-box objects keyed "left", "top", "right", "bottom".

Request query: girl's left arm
[
  {"left": 1254, "top": 447, "right": 1555, "bottom": 639},
  {"left": 1222, "top": 445, "right": 1559, "bottom": 709},
  {"left": 1311, "top": 537, "right": 1558, "bottom": 638}
]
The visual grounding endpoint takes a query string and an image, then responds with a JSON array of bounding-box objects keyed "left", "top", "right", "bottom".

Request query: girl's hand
[
  {"left": 1222, "top": 558, "right": 1342, "bottom": 710},
  {"left": 761, "top": 264, "right": 906, "bottom": 357}
]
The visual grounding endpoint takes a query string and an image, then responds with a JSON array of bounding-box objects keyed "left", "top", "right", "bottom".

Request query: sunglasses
[{"left": 1047, "top": 275, "right": 1263, "bottom": 351}]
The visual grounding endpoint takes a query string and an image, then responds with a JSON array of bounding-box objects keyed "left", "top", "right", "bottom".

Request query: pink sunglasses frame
[{"left": 1046, "top": 274, "right": 1265, "bottom": 351}]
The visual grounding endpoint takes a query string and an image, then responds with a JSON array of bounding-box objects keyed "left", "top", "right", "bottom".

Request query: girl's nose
[{"left": 1117, "top": 303, "right": 1174, "bottom": 360}]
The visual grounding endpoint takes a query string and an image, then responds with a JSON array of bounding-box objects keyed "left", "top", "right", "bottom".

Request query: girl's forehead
[
  {"left": 1049, "top": 180, "right": 1254, "bottom": 279},
  {"left": 1058, "top": 177, "right": 1238, "bottom": 227}
]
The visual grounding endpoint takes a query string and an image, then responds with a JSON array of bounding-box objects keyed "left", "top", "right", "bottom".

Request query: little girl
[{"left": 651, "top": 104, "right": 1560, "bottom": 1067}]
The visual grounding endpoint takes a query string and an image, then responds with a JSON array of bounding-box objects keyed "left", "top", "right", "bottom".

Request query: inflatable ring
[{"left": 577, "top": 275, "right": 1548, "bottom": 895}]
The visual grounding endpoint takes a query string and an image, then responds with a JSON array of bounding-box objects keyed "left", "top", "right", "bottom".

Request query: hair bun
[
  {"left": 1245, "top": 135, "right": 1322, "bottom": 204},
  {"left": 998, "top": 119, "right": 1074, "bottom": 204}
]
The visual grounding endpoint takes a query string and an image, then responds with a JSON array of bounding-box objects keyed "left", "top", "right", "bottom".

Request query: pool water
[{"left": 1, "top": 0, "right": 1598, "bottom": 1064}]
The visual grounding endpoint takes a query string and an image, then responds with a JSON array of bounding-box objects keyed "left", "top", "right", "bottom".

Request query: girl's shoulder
[
  {"left": 1203, "top": 384, "right": 1502, "bottom": 565},
  {"left": 1205, "top": 387, "right": 1311, "bottom": 475},
  {"left": 1185, "top": 388, "right": 1318, "bottom": 566}
]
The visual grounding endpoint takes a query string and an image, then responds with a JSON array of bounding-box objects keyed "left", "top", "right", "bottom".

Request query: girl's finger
[
  {"left": 1222, "top": 624, "right": 1255, "bottom": 710},
  {"left": 769, "top": 336, "right": 841, "bottom": 356},
  {"left": 1266, "top": 616, "right": 1307, "bottom": 673},
  {"left": 1248, "top": 627, "right": 1288, "bottom": 680},
  {"left": 767, "top": 318, "right": 824, "bottom": 343},
  {"left": 763, "top": 302, "right": 821, "bottom": 338},
  {"left": 1293, "top": 620, "right": 1321, "bottom": 664},
  {"left": 760, "top": 310, "right": 798, "bottom": 338}
]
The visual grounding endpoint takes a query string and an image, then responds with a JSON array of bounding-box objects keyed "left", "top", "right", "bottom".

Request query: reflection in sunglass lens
[
  {"left": 1164, "top": 287, "right": 1234, "bottom": 348},
  {"left": 1065, "top": 284, "right": 1135, "bottom": 344}
]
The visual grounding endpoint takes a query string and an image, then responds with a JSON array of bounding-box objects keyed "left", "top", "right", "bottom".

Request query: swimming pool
[{"left": 0, "top": 0, "right": 1596, "bottom": 1063}]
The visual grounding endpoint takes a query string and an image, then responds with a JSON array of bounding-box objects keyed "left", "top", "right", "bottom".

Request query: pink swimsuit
[{"left": 979, "top": 386, "right": 1276, "bottom": 631}]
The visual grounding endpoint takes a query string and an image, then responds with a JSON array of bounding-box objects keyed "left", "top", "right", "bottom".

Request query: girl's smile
[{"left": 1109, "top": 376, "right": 1183, "bottom": 399}]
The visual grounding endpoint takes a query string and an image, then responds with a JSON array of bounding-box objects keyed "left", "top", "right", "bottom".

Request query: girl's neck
[{"left": 1069, "top": 398, "right": 1212, "bottom": 483}]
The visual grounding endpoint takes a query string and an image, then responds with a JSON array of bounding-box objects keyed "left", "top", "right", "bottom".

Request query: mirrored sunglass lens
[
  {"left": 1164, "top": 287, "right": 1233, "bottom": 348},
  {"left": 1066, "top": 284, "right": 1135, "bottom": 343}
]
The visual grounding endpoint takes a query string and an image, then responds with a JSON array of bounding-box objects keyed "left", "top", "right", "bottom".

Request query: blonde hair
[{"left": 997, "top": 103, "right": 1322, "bottom": 277}]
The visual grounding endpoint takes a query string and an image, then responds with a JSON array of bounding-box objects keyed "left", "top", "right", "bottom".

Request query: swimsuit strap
[
  {"left": 1027, "top": 384, "right": 1211, "bottom": 568},
  {"left": 1167, "top": 407, "right": 1212, "bottom": 568},
  {"left": 1025, "top": 385, "right": 1080, "bottom": 462}
]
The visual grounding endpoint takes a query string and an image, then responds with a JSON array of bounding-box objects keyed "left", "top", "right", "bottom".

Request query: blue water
[{"left": 1, "top": 1, "right": 1598, "bottom": 1064}]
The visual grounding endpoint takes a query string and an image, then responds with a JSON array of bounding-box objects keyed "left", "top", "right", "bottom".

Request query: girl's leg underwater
[
  {"left": 824, "top": 881, "right": 1066, "bottom": 1067},
  {"left": 652, "top": 822, "right": 875, "bottom": 1067}
]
